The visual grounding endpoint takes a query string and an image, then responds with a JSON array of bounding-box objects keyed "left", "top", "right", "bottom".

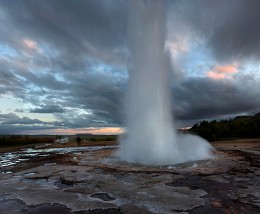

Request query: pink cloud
[
  {"left": 206, "top": 65, "right": 238, "bottom": 80},
  {"left": 23, "top": 39, "right": 36, "bottom": 48},
  {"left": 23, "top": 38, "right": 40, "bottom": 52},
  {"left": 214, "top": 65, "right": 238, "bottom": 74},
  {"left": 207, "top": 71, "right": 226, "bottom": 79}
]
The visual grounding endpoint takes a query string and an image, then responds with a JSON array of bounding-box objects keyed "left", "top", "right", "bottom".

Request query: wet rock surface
[
  {"left": 90, "top": 193, "right": 116, "bottom": 202},
  {"left": 0, "top": 139, "right": 259, "bottom": 213}
]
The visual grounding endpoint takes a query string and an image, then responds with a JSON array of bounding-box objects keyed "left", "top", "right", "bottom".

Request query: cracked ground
[{"left": 0, "top": 139, "right": 259, "bottom": 213}]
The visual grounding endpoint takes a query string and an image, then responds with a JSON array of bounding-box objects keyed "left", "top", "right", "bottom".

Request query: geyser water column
[
  {"left": 119, "top": 0, "right": 179, "bottom": 165},
  {"left": 118, "top": 0, "right": 213, "bottom": 165}
]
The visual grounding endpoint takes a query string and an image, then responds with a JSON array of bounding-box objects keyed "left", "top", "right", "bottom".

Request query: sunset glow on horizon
[{"left": 21, "top": 127, "right": 125, "bottom": 136}]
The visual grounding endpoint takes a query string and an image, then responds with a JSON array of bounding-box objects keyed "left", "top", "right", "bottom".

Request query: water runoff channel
[{"left": 0, "top": 145, "right": 118, "bottom": 174}]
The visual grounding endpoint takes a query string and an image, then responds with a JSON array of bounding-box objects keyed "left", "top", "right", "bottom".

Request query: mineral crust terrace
[{"left": 0, "top": 139, "right": 259, "bottom": 214}]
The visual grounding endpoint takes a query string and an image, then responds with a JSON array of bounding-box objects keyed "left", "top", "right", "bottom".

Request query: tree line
[
  {"left": 189, "top": 113, "right": 260, "bottom": 141},
  {"left": 0, "top": 135, "right": 54, "bottom": 147}
]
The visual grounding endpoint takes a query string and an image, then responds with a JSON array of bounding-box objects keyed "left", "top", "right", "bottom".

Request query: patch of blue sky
[
  {"left": 53, "top": 73, "right": 66, "bottom": 82},
  {"left": 23, "top": 56, "right": 62, "bottom": 81},
  {"left": 18, "top": 112, "right": 57, "bottom": 123},
  {"left": 0, "top": 94, "right": 24, "bottom": 113},
  {"left": 66, "top": 107, "right": 92, "bottom": 115},
  {"left": 39, "top": 42, "right": 60, "bottom": 58},
  {"left": 0, "top": 44, "right": 18, "bottom": 57},
  {"left": 240, "top": 60, "right": 260, "bottom": 78},
  {"left": 91, "top": 63, "right": 112, "bottom": 74},
  {"left": 26, "top": 66, "right": 49, "bottom": 76},
  {"left": 22, "top": 84, "right": 46, "bottom": 100},
  {"left": 182, "top": 41, "right": 216, "bottom": 77},
  {"left": 90, "top": 61, "right": 128, "bottom": 80},
  {"left": 19, "top": 102, "right": 61, "bottom": 122}
]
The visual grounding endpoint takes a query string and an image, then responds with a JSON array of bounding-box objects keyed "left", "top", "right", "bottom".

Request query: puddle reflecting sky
[{"left": 0, "top": 145, "right": 118, "bottom": 173}]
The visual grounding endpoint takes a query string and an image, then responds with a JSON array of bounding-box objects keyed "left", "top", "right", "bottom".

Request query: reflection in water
[{"left": 0, "top": 146, "right": 117, "bottom": 173}]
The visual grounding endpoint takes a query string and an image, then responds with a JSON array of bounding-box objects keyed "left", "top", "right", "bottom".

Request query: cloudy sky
[{"left": 0, "top": 0, "right": 260, "bottom": 135}]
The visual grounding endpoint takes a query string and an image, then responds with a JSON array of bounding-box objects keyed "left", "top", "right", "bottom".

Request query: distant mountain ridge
[
  {"left": 234, "top": 112, "right": 260, "bottom": 120},
  {"left": 254, "top": 112, "right": 260, "bottom": 117},
  {"left": 190, "top": 112, "right": 260, "bottom": 141}
]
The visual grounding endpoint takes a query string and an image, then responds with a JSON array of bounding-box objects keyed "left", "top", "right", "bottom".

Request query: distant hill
[
  {"left": 190, "top": 113, "right": 260, "bottom": 141},
  {"left": 255, "top": 112, "right": 260, "bottom": 117},
  {"left": 234, "top": 115, "right": 254, "bottom": 120}
]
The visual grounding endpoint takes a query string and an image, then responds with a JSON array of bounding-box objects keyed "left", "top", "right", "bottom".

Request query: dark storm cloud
[
  {"left": 0, "top": 63, "right": 25, "bottom": 95},
  {"left": 0, "top": 0, "right": 127, "bottom": 66},
  {"left": 0, "top": 0, "right": 127, "bottom": 132},
  {"left": 166, "top": 0, "right": 260, "bottom": 125},
  {"left": 22, "top": 72, "right": 68, "bottom": 91},
  {"left": 168, "top": 0, "right": 260, "bottom": 62},
  {"left": 209, "top": 0, "right": 260, "bottom": 62},
  {"left": 30, "top": 104, "right": 65, "bottom": 113},
  {"left": 0, "top": 113, "right": 66, "bottom": 134},
  {"left": 173, "top": 75, "right": 260, "bottom": 122},
  {"left": 0, "top": 113, "right": 44, "bottom": 134},
  {"left": 0, "top": 0, "right": 260, "bottom": 134},
  {"left": 63, "top": 71, "right": 126, "bottom": 126},
  {"left": 0, "top": 113, "right": 43, "bottom": 125}
]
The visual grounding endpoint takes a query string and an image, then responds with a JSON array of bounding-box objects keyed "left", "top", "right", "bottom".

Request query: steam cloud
[{"left": 118, "top": 0, "right": 213, "bottom": 165}]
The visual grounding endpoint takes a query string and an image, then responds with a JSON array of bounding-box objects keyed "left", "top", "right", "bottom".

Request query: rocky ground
[{"left": 0, "top": 139, "right": 259, "bottom": 213}]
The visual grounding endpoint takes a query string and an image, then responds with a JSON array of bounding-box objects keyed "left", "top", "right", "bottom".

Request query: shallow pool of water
[{"left": 0, "top": 145, "right": 118, "bottom": 173}]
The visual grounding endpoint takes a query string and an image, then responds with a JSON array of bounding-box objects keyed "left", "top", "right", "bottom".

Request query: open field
[{"left": 212, "top": 138, "right": 260, "bottom": 148}]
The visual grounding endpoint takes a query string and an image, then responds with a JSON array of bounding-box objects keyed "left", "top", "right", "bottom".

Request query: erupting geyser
[{"left": 118, "top": 0, "right": 213, "bottom": 165}]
